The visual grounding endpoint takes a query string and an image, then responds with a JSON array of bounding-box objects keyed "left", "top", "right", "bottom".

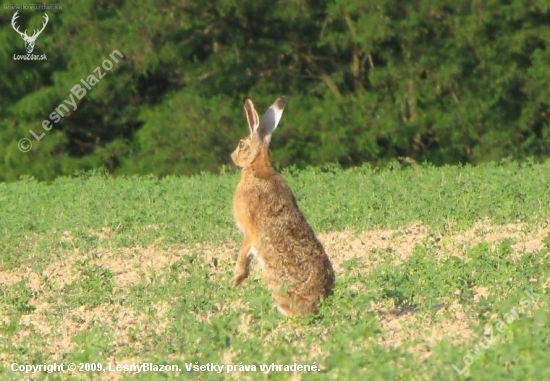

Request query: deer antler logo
[{"left": 11, "top": 11, "right": 49, "bottom": 54}]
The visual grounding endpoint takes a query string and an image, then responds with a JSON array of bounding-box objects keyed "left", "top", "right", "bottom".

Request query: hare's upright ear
[
  {"left": 244, "top": 98, "right": 260, "bottom": 135},
  {"left": 257, "top": 97, "right": 286, "bottom": 144}
]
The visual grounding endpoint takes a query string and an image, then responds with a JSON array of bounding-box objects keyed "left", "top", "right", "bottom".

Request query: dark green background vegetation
[{"left": 1, "top": 0, "right": 549, "bottom": 181}]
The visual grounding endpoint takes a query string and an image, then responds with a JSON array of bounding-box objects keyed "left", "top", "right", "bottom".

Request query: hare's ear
[
  {"left": 257, "top": 96, "right": 286, "bottom": 144},
  {"left": 244, "top": 98, "right": 260, "bottom": 135}
]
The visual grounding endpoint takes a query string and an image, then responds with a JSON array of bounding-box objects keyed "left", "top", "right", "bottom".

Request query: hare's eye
[{"left": 239, "top": 140, "right": 245, "bottom": 149}]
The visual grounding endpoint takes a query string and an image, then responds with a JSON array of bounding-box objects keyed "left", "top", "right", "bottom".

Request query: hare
[{"left": 231, "top": 96, "right": 334, "bottom": 317}]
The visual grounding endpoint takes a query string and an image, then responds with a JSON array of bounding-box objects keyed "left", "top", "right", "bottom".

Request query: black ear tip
[{"left": 275, "top": 96, "right": 286, "bottom": 109}]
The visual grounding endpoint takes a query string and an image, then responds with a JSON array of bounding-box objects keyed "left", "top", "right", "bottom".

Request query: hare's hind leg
[
  {"left": 272, "top": 292, "right": 294, "bottom": 316},
  {"left": 276, "top": 304, "right": 291, "bottom": 316}
]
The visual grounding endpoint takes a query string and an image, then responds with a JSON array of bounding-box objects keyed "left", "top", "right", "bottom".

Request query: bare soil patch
[{"left": 1, "top": 220, "right": 548, "bottom": 373}]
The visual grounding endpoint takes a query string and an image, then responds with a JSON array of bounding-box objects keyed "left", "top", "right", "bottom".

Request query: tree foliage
[{"left": 1, "top": 0, "right": 549, "bottom": 181}]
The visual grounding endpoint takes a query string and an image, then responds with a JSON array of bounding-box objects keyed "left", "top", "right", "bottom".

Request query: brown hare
[{"left": 231, "top": 96, "right": 334, "bottom": 317}]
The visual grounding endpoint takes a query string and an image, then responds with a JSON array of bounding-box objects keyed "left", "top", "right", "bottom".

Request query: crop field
[{"left": 0, "top": 161, "right": 549, "bottom": 380}]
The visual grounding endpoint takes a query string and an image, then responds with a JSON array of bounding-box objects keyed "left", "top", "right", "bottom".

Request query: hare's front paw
[{"left": 232, "top": 269, "right": 249, "bottom": 287}]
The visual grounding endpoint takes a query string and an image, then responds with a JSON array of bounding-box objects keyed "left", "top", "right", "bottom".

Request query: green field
[{"left": 1, "top": 161, "right": 549, "bottom": 380}]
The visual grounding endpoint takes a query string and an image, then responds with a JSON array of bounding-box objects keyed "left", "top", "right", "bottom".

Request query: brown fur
[{"left": 231, "top": 97, "right": 334, "bottom": 317}]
